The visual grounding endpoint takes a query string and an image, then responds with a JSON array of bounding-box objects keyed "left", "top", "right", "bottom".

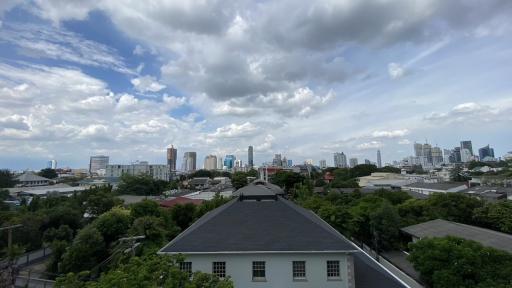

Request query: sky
[{"left": 0, "top": 0, "right": 511, "bottom": 170}]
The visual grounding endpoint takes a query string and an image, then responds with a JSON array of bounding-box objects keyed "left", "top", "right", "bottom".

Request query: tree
[
  {"left": 369, "top": 201, "right": 402, "bottom": 251},
  {"left": 93, "top": 208, "right": 131, "bottom": 245},
  {"left": 426, "top": 193, "right": 483, "bottom": 224},
  {"left": 38, "top": 168, "right": 58, "bottom": 179},
  {"left": 270, "top": 171, "right": 305, "bottom": 192},
  {"left": 129, "top": 216, "right": 169, "bottom": 245},
  {"left": 349, "top": 164, "right": 377, "bottom": 178},
  {"left": 450, "top": 164, "right": 469, "bottom": 182},
  {"left": 408, "top": 236, "right": 512, "bottom": 288},
  {"left": 130, "top": 199, "right": 161, "bottom": 219},
  {"left": 330, "top": 178, "right": 359, "bottom": 188},
  {"left": 473, "top": 201, "right": 512, "bottom": 234},
  {"left": 82, "top": 186, "right": 123, "bottom": 217},
  {"left": 116, "top": 174, "right": 168, "bottom": 196},
  {"left": 0, "top": 169, "right": 17, "bottom": 188},
  {"left": 377, "top": 166, "right": 401, "bottom": 173},
  {"left": 43, "top": 225, "right": 74, "bottom": 244},
  {"left": 468, "top": 161, "right": 488, "bottom": 170},
  {"left": 171, "top": 203, "right": 197, "bottom": 231},
  {"left": 372, "top": 189, "right": 411, "bottom": 205},
  {"left": 55, "top": 254, "right": 234, "bottom": 288},
  {"left": 59, "top": 225, "right": 107, "bottom": 273},
  {"left": 232, "top": 172, "right": 248, "bottom": 190}
]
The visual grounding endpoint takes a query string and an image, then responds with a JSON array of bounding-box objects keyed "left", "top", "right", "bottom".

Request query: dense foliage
[
  {"left": 0, "top": 169, "right": 17, "bottom": 188},
  {"left": 116, "top": 174, "right": 171, "bottom": 196},
  {"left": 38, "top": 168, "right": 58, "bottom": 179},
  {"left": 408, "top": 236, "right": 512, "bottom": 288}
]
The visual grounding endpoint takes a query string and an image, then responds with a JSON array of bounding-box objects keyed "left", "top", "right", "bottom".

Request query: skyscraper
[
  {"left": 204, "top": 155, "right": 217, "bottom": 170},
  {"left": 334, "top": 152, "right": 347, "bottom": 168},
  {"left": 478, "top": 145, "right": 495, "bottom": 161},
  {"left": 413, "top": 143, "right": 423, "bottom": 158},
  {"left": 432, "top": 146, "right": 443, "bottom": 166},
  {"left": 319, "top": 159, "right": 327, "bottom": 169},
  {"left": 349, "top": 158, "right": 358, "bottom": 168},
  {"left": 224, "top": 155, "right": 236, "bottom": 170},
  {"left": 167, "top": 145, "right": 177, "bottom": 171},
  {"left": 235, "top": 159, "right": 243, "bottom": 168},
  {"left": 182, "top": 152, "right": 197, "bottom": 172},
  {"left": 272, "top": 154, "right": 282, "bottom": 167},
  {"left": 89, "top": 155, "right": 109, "bottom": 174},
  {"left": 248, "top": 146, "right": 254, "bottom": 168},
  {"left": 422, "top": 143, "right": 433, "bottom": 165},
  {"left": 47, "top": 160, "right": 57, "bottom": 169},
  {"left": 453, "top": 147, "right": 462, "bottom": 163},
  {"left": 377, "top": 150, "right": 382, "bottom": 168},
  {"left": 460, "top": 141, "right": 474, "bottom": 156}
]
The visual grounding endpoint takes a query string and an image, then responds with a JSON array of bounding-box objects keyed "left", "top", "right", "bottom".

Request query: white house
[{"left": 159, "top": 181, "right": 409, "bottom": 288}]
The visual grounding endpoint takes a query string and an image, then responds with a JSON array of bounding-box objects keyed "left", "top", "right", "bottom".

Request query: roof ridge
[{"left": 438, "top": 218, "right": 512, "bottom": 238}]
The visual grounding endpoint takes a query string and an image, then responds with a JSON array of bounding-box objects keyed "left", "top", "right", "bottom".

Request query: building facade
[
  {"left": 248, "top": 146, "right": 254, "bottom": 168},
  {"left": 224, "top": 155, "right": 236, "bottom": 170},
  {"left": 182, "top": 152, "right": 197, "bottom": 172},
  {"left": 106, "top": 161, "right": 170, "bottom": 181},
  {"left": 334, "top": 152, "right": 347, "bottom": 168},
  {"left": 460, "top": 140, "right": 474, "bottom": 156},
  {"left": 167, "top": 146, "right": 178, "bottom": 171},
  {"left": 319, "top": 160, "right": 327, "bottom": 169},
  {"left": 377, "top": 150, "right": 382, "bottom": 168},
  {"left": 349, "top": 158, "right": 358, "bottom": 168},
  {"left": 478, "top": 145, "right": 495, "bottom": 161},
  {"left": 204, "top": 155, "right": 217, "bottom": 170},
  {"left": 89, "top": 155, "right": 109, "bottom": 175}
]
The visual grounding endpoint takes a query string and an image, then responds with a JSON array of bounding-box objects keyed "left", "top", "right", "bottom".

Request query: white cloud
[
  {"left": 357, "top": 141, "right": 383, "bottom": 150},
  {"left": 398, "top": 139, "right": 411, "bottom": 145},
  {"left": 133, "top": 44, "right": 145, "bottom": 56},
  {"left": 388, "top": 62, "right": 405, "bottom": 79},
  {"left": 208, "top": 122, "right": 259, "bottom": 139},
  {"left": 372, "top": 129, "right": 409, "bottom": 138},
  {"left": 131, "top": 75, "right": 166, "bottom": 93}
]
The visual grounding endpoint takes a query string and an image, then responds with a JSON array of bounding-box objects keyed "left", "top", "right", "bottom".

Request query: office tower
[
  {"left": 304, "top": 159, "right": 314, "bottom": 165},
  {"left": 364, "top": 159, "right": 371, "bottom": 165},
  {"left": 443, "top": 149, "right": 453, "bottom": 163},
  {"left": 460, "top": 141, "right": 474, "bottom": 156},
  {"left": 349, "top": 158, "right": 358, "bottom": 168},
  {"left": 461, "top": 148, "right": 472, "bottom": 163},
  {"left": 453, "top": 147, "right": 462, "bottom": 163},
  {"left": 167, "top": 145, "right": 177, "bottom": 171},
  {"left": 89, "top": 155, "right": 109, "bottom": 174},
  {"left": 422, "top": 143, "right": 433, "bottom": 165},
  {"left": 319, "top": 160, "right": 327, "bottom": 169},
  {"left": 287, "top": 159, "right": 293, "bottom": 167},
  {"left": 218, "top": 157, "right": 223, "bottom": 170},
  {"left": 432, "top": 146, "right": 443, "bottom": 166},
  {"left": 224, "top": 155, "right": 236, "bottom": 170},
  {"left": 248, "top": 146, "right": 254, "bottom": 168},
  {"left": 47, "top": 160, "right": 57, "bottom": 169},
  {"left": 377, "top": 150, "right": 382, "bottom": 168},
  {"left": 414, "top": 143, "right": 423, "bottom": 158},
  {"left": 478, "top": 145, "right": 495, "bottom": 161},
  {"left": 334, "top": 152, "right": 348, "bottom": 168},
  {"left": 235, "top": 159, "right": 243, "bottom": 168},
  {"left": 272, "top": 154, "right": 282, "bottom": 167},
  {"left": 204, "top": 155, "right": 217, "bottom": 170},
  {"left": 182, "top": 152, "right": 197, "bottom": 171}
]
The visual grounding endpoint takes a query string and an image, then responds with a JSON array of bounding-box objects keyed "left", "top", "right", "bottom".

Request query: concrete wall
[{"left": 182, "top": 252, "right": 351, "bottom": 288}]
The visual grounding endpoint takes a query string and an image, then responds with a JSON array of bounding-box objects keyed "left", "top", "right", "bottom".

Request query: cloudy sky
[{"left": 1, "top": 0, "right": 511, "bottom": 170}]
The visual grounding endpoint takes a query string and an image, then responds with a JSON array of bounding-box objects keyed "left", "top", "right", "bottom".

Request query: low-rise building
[
  {"left": 462, "top": 186, "right": 511, "bottom": 202},
  {"left": 401, "top": 219, "right": 512, "bottom": 254},
  {"left": 159, "top": 181, "right": 409, "bottom": 288},
  {"left": 106, "top": 161, "right": 170, "bottom": 181},
  {"left": 188, "top": 177, "right": 212, "bottom": 190},
  {"left": 15, "top": 171, "right": 51, "bottom": 187},
  {"left": 401, "top": 182, "right": 467, "bottom": 195},
  {"left": 159, "top": 196, "right": 205, "bottom": 208}
]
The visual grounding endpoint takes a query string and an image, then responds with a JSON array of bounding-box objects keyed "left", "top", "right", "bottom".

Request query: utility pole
[{"left": 0, "top": 224, "right": 23, "bottom": 254}]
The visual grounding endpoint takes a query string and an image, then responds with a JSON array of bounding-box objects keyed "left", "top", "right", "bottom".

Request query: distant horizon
[{"left": 1, "top": 1, "right": 511, "bottom": 171}]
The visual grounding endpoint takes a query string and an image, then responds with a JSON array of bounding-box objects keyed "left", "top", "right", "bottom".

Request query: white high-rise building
[
  {"left": 377, "top": 150, "right": 382, "bottom": 168},
  {"left": 204, "top": 155, "right": 217, "bottom": 170},
  {"left": 89, "top": 155, "right": 109, "bottom": 175},
  {"left": 334, "top": 152, "right": 347, "bottom": 168},
  {"left": 235, "top": 159, "right": 243, "bottom": 168},
  {"left": 182, "top": 152, "right": 197, "bottom": 171},
  {"left": 319, "top": 159, "right": 327, "bottom": 169},
  {"left": 461, "top": 148, "right": 472, "bottom": 163},
  {"left": 349, "top": 158, "right": 358, "bottom": 168}
]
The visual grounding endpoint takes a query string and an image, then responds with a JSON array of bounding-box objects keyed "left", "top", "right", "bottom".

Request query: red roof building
[{"left": 159, "top": 197, "right": 204, "bottom": 208}]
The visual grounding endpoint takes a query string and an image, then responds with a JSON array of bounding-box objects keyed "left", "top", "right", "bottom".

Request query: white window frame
[
  {"left": 252, "top": 261, "right": 266, "bottom": 281},
  {"left": 292, "top": 261, "right": 307, "bottom": 280},
  {"left": 212, "top": 261, "right": 226, "bottom": 278},
  {"left": 327, "top": 260, "right": 341, "bottom": 280}
]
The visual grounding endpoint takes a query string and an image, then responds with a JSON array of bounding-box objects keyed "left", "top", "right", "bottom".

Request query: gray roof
[
  {"left": 16, "top": 171, "right": 50, "bottom": 182},
  {"left": 189, "top": 178, "right": 211, "bottom": 185},
  {"left": 160, "top": 195, "right": 408, "bottom": 288},
  {"left": 401, "top": 219, "right": 512, "bottom": 254},
  {"left": 232, "top": 180, "right": 285, "bottom": 197},
  {"left": 402, "top": 182, "right": 466, "bottom": 190}
]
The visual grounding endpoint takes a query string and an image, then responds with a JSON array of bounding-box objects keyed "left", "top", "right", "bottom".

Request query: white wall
[{"left": 181, "top": 252, "right": 352, "bottom": 288}]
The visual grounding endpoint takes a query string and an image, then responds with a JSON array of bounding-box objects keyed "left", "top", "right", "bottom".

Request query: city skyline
[{"left": 1, "top": 1, "right": 512, "bottom": 170}]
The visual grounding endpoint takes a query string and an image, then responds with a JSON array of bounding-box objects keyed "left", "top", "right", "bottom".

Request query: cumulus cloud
[
  {"left": 372, "top": 129, "right": 409, "bottom": 138},
  {"left": 357, "top": 141, "right": 383, "bottom": 150},
  {"left": 208, "top": 122, "right": 259, "bottom": 139},
  {"left": 398, "top": 139, "right": 411, "bottom": 145},
  {"left": 388, "top": 63, "right": 405, "bottom": 79},
  {"left": 425, "top": 102, "right": 510, "bottom": 124},
  {"left": 131, "top": 75, "right": 166, "bottom": 93}
]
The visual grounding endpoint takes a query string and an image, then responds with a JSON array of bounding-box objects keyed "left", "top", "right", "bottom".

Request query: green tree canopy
[
  {"left": 0, "top": 169, "right": 17, "bottom": 188},
  {"left": 130, "top": 199, "right": 161, "bottom": 219},
  {"left": 38, "top": 168, "right": 58, "bottom": 179},
  {"left": 232, "top": 172, "right": 249, "bottom": 190},
  {"left": 93, "top": 207, "right": 131, "bottom": 245},
  {"left": 408, "top": 236, "right": 512, "bottom": 288},
  {"left": 270, "top": 171, "right": 305, "bottom": 192},
  {"left": 473, "top": 201, "right": 512, "bottom": 234},
  {"left": 59, "top": 225, "right": 107, "bottom": 273},
  {"left": 171, "top": 203, "right": 197, "bottom": 231},
  {"left": 116, "top": 174, "right": 169, "bottom": 196}
]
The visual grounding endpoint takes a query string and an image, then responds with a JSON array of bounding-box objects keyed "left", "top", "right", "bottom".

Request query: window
[
  {"left": 252, "top": 261, "right": 266, "bottom": 281},
  {"left": 327, "top": 260, "right": 341, "bottom": 279},
  {"left": 292, "top": 261, "right": 306, "bottom": 279},
  {"left": 212, "top": 262, "right": 226, "bottom": 278},
  {"left": 179, "top": 262, "right": 192, "bottom": 277}
]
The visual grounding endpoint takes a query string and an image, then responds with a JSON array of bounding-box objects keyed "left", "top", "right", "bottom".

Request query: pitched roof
[
  {"left": 232, "top": 180, "right": 285, "bottom": 197},
  {"left": 16, "top": 171, "right": 50, "bottom": 182},
  {"left": 401, "top": 219, "right": 512, "bottom": 254},
  {"left": 159, "top": 197, "right": 204, "bottom": 208},
  {"left": 402, "top": 182, "right": 466, "bottom": 190}
]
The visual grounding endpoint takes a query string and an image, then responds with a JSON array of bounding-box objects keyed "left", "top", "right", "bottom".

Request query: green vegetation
[
  {"left": 408, "top": 236, "right": 512, "bottom": 288},
  {"left": 188, "top": 169, "right": 232, "bottom": 179},
  {"left": 0, "top": 169, "right": 17, "bottom": 188},
  {"left": 38, "top": 168, "right": 58, "bottom": 179},
  {"left": 116, "top": 174, "right": 170, "bottom": 196}
]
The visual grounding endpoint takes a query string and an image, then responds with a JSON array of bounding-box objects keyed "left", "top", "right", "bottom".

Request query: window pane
[
  {"left": 252, "top": 261, "right": 266, "bottom": 279},
  {"left": 212, "top": 262, "right": 226, "bottom": 278},
  {"left": 327, "top": 260, "right": 340, "bottom": 278},
  {"left": 293, "top": 261, "right": 306, "bottom": 279},
  {"left": 179, "top": 262, "right": 192, "bottom": 277}
]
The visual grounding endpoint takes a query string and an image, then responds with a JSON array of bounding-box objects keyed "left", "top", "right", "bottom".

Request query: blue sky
[{"left": 0, "top": 0, "right": 511, "bottom": 170}]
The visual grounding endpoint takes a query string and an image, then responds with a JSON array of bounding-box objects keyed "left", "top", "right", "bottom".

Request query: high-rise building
[
  {"left": 182, "top": 152, "right": 197, "bottom": 172},
  {"left": 432, "top": 146, "right": 443, "bottom": 166},
  {"left": 461, "top": 148, "right": 472, "bottom": 163},
  {"left": 460, "top": 141, "right": 474, "bottom": 156},
  {"left": 377, "top": 150, "right": 382, "bottom": 168},
  {"left": 167, "top": 145, "right": 177, "bottom": 171},
  {"left": 204, "top": 155, "right": 217, "bottom": 170},
  {"left": 47, "top": 160, "right": 57, "bottom": 169},
  {"left": 334, "top": 152, "right": 347, "bottom": 168},
  {"left": 89, "top": 155, "right": 109, "bottom": 174},
  {"left": 365, "top": 159, "right": 371, "bottom": 165},
  {"left": 272, "top": 154, "right": 282, "bottom": 167},
  {"left": 349, "top": 158, "right": 358, "bottom": 168},
  {"left": 218, "top": 157, "right": 223, "bottom": 170},
  {"left": 414, "top": 143, "right": 423, "bottom": 158},
  {"left": 453, "top": 147, "right": 462, "bottom": 163},
  {"left": 443, "top": 149, "right": 453, "bottom": 163},
  {"left": 422, "top": 143, "right": 433, "bottom": 165},
  {"left": 478, "top": 145, "right": 495, "bottom": 161},
  {"left": 287, "top": 159, "right": 293, "bottom": 167},
  {"left": 248, "top": 146, "right": 254, "bottom": 168},
  {"left": 319, "top": 160, "right": 327, "bottom": 169},
  {"left": 235, "top": 159, "right": 243, "bottom": 168},
  {"left": 106, "top": 161, "right": 170, "bottom": 181},
  {"left": 224, "top": 155, "right": 236, "bottom": 170}
]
